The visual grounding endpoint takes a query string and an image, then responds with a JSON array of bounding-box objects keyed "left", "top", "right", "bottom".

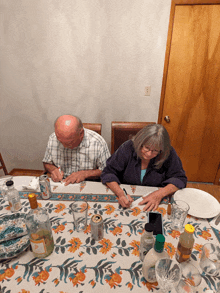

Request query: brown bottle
[{"left": 176, "top": 224, "right": 195, "bottom": 263}]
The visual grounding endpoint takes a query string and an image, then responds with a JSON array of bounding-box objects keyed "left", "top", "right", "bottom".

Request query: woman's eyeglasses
[{"left": 142, "top": 145, "right": 161, "bottom": 154}]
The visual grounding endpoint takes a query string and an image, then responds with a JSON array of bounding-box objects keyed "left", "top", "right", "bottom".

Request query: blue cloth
[
  {"left": 101, "top": 140, "right": 187, "bottom": 189},
  {"left": 141, "top": 169, "right": 147, "bottom": 183}
]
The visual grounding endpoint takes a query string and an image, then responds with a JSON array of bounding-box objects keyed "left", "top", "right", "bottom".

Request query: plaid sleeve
[
  {"left": 42, "top": 136, "right": 53, "bottom": 164},
  {"left": 96, "top": 140, "right": 111, "bottom": 171}
]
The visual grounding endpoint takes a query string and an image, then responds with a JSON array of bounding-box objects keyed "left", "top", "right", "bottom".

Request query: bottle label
[
  {"left": 147, "top": 266, "right": 156, "bottom": 283},
  {"left": 176, "top": 248, "right": 191, "bottom": 261},
  {"left": 30, "top": 239, "right": 47, "bottom": 255}
]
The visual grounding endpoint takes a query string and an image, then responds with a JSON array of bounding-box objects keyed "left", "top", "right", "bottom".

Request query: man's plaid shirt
[{"left": 42, "top": 128, "right": 110, "bottom": 178}]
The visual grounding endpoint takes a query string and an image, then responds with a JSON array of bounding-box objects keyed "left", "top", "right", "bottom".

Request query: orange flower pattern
[
  {"left": 105, "top": 204, "right": 116, "bottom": 215},
  {"left": 0, "top": 196, "right": 218, "bottom": 292},
  {"left": 164, "top": 242, "right": 176, "bottom": 258},
  {"left": 54, "top": 203, "right": 66, "bottom": 213},
  {"left": 32, "top": 267, "right": 52, "bottom": 285},
  {"left": 200, "top": 229, "right": 212, "bottom": 240},
  {"left": 105, "top": 270, "right": 122, "bottom": 288},
  {"left": 99, "top": 238, "right": 113, "bottom": 254},
  {"left": 130, "top": 240, "right": 140, "bottom": 257},
  {"left": 53, "top": 223, "right": 67, "bottom": 233},
  {"left": 110, "top": 225, "right": 123, "bottom": 236},
  {"left": 131, "top": 207, "right": 141, "bottom": 216},
  {"left": 69, "top": 269, "right": 87, "bottom": 287},
  {"left": 68, "top": 237, "right": 82, "bottom": 253},
  {"left": 80, "top": 181, "right": 86, "bottom": 191}
]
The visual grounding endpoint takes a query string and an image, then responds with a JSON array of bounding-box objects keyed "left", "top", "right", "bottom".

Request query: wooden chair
[
  {"left": 83, "top": 123, "right": 102, "bottom": 135},
  {"left": 111, "top": 121, "right": 156, "bottom": 154},
  {"left": 0, "top": 153, "right": 8, "bottom": 175}
]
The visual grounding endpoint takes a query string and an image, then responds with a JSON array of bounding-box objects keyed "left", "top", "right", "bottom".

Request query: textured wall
[{"left": 0, "top": 0, "right": 171, "bottom": 171}]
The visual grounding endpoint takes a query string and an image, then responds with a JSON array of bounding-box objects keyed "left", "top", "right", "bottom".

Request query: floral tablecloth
[{"left": 0, "top": 180, "right": 219, "bottom": 293}]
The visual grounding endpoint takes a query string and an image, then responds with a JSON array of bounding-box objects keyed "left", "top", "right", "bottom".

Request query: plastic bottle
[
  {"left": 176, "top": 224, "right": 195, "bottom": 263},
  {"left": 142, "top": 234, "right": 169, "bottom": 283},
  {"left": 140, "top": 223, "right": 155, "bottom": 261},
  {"left": 25, "top": 193, "right": 54, "bottom": 258},
  {"left": 6, "top": 180, "right": 21, "bottom": 212}
]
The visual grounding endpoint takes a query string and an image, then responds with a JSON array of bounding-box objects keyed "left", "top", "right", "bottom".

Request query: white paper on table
[{"left": 130, "top": 192, "right": 152, "bottom": 208}]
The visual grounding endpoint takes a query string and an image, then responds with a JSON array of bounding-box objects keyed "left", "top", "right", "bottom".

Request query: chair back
[
  {"left": 83, "top": 123, "right": 102, "bottom": 135},
  {"left": 111, "top": 121, "right": 156, "bottom": 154},
  {"left": 0, "top": 153, "right": 8, "bottom": 175}
]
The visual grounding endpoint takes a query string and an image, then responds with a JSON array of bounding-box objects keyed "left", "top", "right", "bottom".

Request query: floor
[{"left": 6, "top": 169, "right": 220, "bottom": 202}]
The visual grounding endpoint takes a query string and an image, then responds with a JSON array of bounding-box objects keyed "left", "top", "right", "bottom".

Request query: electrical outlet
[{"left": 145, "top": 86, "right": 151, "bottom": 96}]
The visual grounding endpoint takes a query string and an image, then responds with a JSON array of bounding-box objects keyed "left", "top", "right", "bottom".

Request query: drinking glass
[
  {"left": 200, "top": 243, "right": 220, "bottom": 276},
  {"left": 171, "top": 200, "right": 189, "bottom": 231},
  {"left": 176, "top": 262, "right": 201, "bottom": 293},
  {"left": 155, "top": 258, "right": 182, "bottom": 292},
  {"left": 70, "top": 200, "right": 88, "bottom": 232}
]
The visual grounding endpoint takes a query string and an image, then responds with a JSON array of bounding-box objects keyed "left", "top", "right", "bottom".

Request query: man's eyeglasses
[{"left": 142, "top": 145, "right": 161, "bottom": 154}]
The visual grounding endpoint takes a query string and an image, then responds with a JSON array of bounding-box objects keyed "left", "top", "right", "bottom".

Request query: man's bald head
[{"left": 54, "top": 115, "right": 84, "bottom": 149}]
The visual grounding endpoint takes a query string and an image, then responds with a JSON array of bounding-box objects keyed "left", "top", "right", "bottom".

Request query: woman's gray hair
[{"left": 133, "top": 124, "right": 171, "bottom": 169}]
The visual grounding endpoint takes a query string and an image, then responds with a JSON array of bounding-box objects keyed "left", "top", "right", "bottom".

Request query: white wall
[{"left": 0, "top": 0, "right": 171, "bottom": 171}]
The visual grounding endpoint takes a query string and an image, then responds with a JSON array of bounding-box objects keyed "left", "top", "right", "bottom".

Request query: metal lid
[{"left": 6, "top": 180, "right": 14, "bottom": 186}]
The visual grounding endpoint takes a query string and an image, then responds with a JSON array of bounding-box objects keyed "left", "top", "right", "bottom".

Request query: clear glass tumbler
[
  {"left": 200, "top": 243, "right": 220, "bottom": 276},
  {"left": 171, "top": 200, "right": 189, "bottom": 231},
  {"left": 176, "top": 262, "right": 202, "bottom": 293},
  {"left": 155, "top": 258, "right": 182, "bottom": 292},
  {"left": 70, "top": 200, "right": 88, "bottom": 232}
]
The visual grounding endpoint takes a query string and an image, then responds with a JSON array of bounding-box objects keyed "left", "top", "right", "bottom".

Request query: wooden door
[{"left": 158, "top": 0, "right": 220, "bottom": 183}]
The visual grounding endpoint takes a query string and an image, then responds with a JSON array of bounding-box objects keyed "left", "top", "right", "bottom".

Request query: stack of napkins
[{"left": 22, "top": 177, "right": 39, "bottom": 191}]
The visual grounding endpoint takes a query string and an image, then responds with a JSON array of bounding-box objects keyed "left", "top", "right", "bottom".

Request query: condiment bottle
[
  {"left": 6, "top": 180, "right": 21, "bottom": 212},
  {"left": 25, "top": 193, "right": 54, "bottom": 258},
  {"left": 176, "top": 224, "right": 195, "bottom": 263},
  {"left": 167, "top": 202, "right": 172, "bottom": 219},
  {"left": 142, "top": 234, "right": 169, "bottom": 283},
  {"left": 140, "top": 223, "right": 155, "bottom": 262}
]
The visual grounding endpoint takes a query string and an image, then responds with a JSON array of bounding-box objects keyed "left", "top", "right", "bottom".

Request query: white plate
[{"left": 174, "top": 188, "right": 220, "bottom": 218}]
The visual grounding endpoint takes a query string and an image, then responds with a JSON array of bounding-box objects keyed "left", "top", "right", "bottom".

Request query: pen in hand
[
  {"left": 123, "top": 188, "right": 128, "bottom": 199},
  {"left": 58, "top": 167, "right": 64, "bottom": 183}
]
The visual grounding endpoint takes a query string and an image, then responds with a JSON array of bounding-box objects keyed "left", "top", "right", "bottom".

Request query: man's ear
[{"left": 80, "top": 128, "right": 84, "bottom": 138}]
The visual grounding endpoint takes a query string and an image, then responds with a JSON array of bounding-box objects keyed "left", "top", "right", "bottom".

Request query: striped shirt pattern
[{"left": 42, "top": 128, "right": 110, "bottom": 178}]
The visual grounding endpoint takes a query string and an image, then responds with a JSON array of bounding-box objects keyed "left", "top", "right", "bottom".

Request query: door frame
[{"left": 158, "top": 0, "right": 220, "bottom": 185}]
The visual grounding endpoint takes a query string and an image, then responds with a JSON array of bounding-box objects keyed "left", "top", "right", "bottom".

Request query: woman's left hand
[{"left": 139, "top": 190, "right": 164, "bottom": 212}]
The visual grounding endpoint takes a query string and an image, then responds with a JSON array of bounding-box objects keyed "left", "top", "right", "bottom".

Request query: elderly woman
[{"left": 101, "top": 124, "right": 187, "bottom": 211}]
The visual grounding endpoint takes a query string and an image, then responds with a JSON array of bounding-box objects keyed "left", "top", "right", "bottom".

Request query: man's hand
[
  {"left": 51, "top": 168, "right": 64, "bottom": 182},
  {"left": 139, "top": 190, "right": 163, "bottom": 212},
  {"left": 63, "top": 171, "right": 87, "bottom": 185},
  {"left": 118, "top": 193, "right": 133, "bottom": 208}
]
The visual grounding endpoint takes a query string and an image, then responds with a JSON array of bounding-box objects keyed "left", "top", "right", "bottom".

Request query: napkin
[
  {"left": 22, "top": 177, "right": 39, "bottom": 191},
  {"left": 209, "top": 214, "right": 220, "bottom": 231}
]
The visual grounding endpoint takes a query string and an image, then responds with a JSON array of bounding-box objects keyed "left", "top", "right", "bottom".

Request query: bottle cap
[
  {"left": 144, "top": 223, "right": 154, "bottom": 233},
  {"left": 28, "top": 193, "right": 38, "bottom": 209},
  {"left": 154, "top": 234, "right": 165, "bottom": 253},
  {"left": 6, "top": 180, "right": 14, "bottom": 186},
  {"left": 184, "top": 224, "right": 195, "bottom": 234}
]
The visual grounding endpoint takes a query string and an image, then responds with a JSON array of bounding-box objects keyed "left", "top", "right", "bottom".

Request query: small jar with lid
[
  {"left": 6, "top": 180, "right": 22, "bottom": 212},
  {"left": 140, "top": 223, "right": 155, "bottom": 262},
  {"left": 176, "top": 224, "right": 195, "bottom": 263}
]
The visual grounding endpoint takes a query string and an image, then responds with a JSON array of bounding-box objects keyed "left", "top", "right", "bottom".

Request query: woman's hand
[
  {"left": 139, "top": 190, "right": 164, "bottom": 212},
  {"left": 118, "top": 193, "right": 133, "bottom": 208}
]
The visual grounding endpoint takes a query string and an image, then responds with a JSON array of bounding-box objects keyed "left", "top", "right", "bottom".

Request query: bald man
[{"left": 43, "top": 115, "right": 110, "bottom": 185}]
